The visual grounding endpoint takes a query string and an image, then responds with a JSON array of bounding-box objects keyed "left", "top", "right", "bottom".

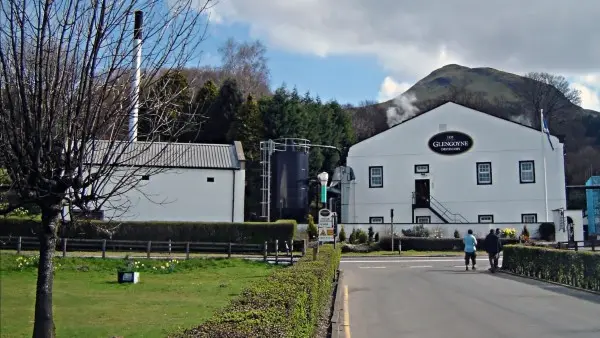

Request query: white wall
[
  {"left": 346, "top": 103, "right": 566, "bottom": 224},
  {"left": 96, "top": 167, "right": 245, "bottom": 222}
]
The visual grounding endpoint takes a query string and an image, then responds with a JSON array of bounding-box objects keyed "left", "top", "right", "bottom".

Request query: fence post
[
  {"left": 168, "top": 239, "right": 172, "bottom": 255},
  {"left": 17, "top": 236, "right": 22, "bottom": 255},
  {"left": 275, "top": 239, "right": 279, "bottom": 265},
  {"left": 263, "top": 241, "right": 268, "bottom": 262},
  {"left": 302, "top": 239, "right": 306, "bottom": 256},
  {"left": 62, "top": 238, "right": 67, "bottom": 258},
  {"left": 228, "top": 242, "right": 232, "bottom": 259},
  {"left": 101, "top": 239, "right": 106, "bottom": 259},
  {"left": 185, "top": 242, "right": 190, "bottom": 260},
  {"left": 146, "top": 241, "right": 151, "bottom": 259},
  {"left": 290, "top": 241, "right": 294, "bottom": 266},
  {"left": 575, "top": 242, "right": 578, "bottom": 251}
]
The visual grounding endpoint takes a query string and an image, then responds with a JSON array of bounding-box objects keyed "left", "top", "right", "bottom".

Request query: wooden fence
[
  {"left": 556, "top": 238, "right": 599, "bottom": 252},
  {"left": 0, "top": 236, "right": 307, "bottom": 263}
]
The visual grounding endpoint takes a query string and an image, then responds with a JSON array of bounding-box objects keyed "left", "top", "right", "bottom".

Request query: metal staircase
[{"left": 412, "top": 192, "right": 469, "bottom": 223}]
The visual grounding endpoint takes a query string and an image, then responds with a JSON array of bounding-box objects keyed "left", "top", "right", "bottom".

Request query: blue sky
[{"left": 198, "top": 22, "right": 388, "bottom": 106}]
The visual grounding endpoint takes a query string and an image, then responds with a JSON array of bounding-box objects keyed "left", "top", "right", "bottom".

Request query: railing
[
  {"left": 428, "top": 195, "right": 469, "bottom": 223},
  {"left": 556, "top": 239, "right": 598, "bottom": 252},
  {"left": 0, "top": 236, "right": 306, "bottom": 263}
]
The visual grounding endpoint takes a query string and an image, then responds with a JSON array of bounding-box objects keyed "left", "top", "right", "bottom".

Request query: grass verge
[{"left": 0, "top": 251, "right": 279, "bottom": 338}]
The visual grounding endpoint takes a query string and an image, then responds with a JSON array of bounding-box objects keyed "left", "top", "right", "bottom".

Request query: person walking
[
  {"left": 484, "top": 229, "right": 502, "bottom": 272},
  {"left": 463, "top": 229, "right": 477, "bottom": 271}
]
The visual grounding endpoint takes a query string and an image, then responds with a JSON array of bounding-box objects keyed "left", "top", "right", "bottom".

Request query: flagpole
[{"left": 540, "top": 109, "right": 549, "bottom": 221}]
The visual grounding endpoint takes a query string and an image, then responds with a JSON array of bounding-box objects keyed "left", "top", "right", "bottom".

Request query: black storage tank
[{"left": 270, "top": 146, "right": 309, "bottom": 222}]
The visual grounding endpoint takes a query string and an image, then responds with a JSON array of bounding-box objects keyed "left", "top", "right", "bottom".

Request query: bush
[
  {"left": 348, "top": 228, "right": 356, "bottom": 244},
  {"left": 379, "top": 236, "right": 520, "bottom": 251},
  {"left": 338, "top": 226, "right": 346, "bottom": 242},
  {"left": 401, "top": 224, "right": 429, "bottom": 237},
  {"left": 306, "top": 215, "right": 318, "bottom": 240},
  {"left": 537, "top": 222, "right": 555, "bottom": 241},
  {"left": 0, "top": 217, "right": 296, "bottom": 244},
  {"left": 502, "top": 245, "right": 600, "bottom": 292},
  {"left": 453, "top": 229, "right": 460, "bottom": 239},
  {"left": 356, "top": 229, "right": 368, "bottom": 244},
  {"left": 367, "top": 226, "right": 374, "bottom": 243},
  {"left": 374, "top": 232, "right": 379, "bottom": 242},
  {"left": 177, "top": 245, "right": 342, "bottom": 337}
]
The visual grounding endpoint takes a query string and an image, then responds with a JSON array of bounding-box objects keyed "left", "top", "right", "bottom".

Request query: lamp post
[{"left": 317, "top": 172, "right": 329, "bottom": 207}]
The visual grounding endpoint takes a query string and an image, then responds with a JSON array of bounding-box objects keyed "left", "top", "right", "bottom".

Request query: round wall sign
[{"left": 428, "top": 131, "right": 473, "bottom": 155}]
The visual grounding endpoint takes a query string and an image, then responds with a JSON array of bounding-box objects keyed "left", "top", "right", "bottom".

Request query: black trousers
[
  {"left": 465, "top": 251, "right": 476, "bottom": 266},
  {"left": 488, "top": 253, "right": 499, "bottom": 268}
]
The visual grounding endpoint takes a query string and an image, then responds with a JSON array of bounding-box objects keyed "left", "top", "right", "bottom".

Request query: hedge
[
  {"left": 0, "top": 217, "right": 296, "bottom": 245},
  {"left": 175, "top": 245, "right": 341, "bottom": 338},
  {"left": 378, "top": 236, "right": 520, "bottom": 251},
  {"left": 502, "top": 245, "right": 600, "bottom": 292}
]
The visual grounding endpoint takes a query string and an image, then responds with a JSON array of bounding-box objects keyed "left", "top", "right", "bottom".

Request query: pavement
[{"left": 339, "top": 256, "right": 600, "bottom": 338}]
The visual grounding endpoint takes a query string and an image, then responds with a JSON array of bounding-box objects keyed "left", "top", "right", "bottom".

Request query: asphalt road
[{"left": 340, "top": 256, "right": 600, "bottom": 338}]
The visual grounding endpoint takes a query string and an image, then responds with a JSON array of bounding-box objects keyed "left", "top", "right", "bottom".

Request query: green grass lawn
[{"left": 0, "top": 252, "right": 279, "bottom": 338}]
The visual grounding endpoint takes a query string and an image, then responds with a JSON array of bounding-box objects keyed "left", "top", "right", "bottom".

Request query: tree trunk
[{"left": 32, "top": 211, "right": 60, "bottom": 338}]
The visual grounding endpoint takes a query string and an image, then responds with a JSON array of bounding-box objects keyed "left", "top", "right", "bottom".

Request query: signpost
[
  {"left": 390, "top": 208, "right": 394, "bottom": 253},
  {"left": 318, "top": 208, "right": 335, "bottom": 242}
]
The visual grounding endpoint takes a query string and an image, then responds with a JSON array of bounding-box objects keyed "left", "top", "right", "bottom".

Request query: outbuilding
[{"left": 67, "top": 140, "right": 246, "bottom": 223}]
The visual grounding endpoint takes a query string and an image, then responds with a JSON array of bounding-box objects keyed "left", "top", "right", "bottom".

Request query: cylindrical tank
[{"left": 271, "top": 147, "right": 309, "bottom": 222}]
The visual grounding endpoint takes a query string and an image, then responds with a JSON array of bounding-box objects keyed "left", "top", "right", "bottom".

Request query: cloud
[
  {"left": 572, "top": 82, "right": 600, "bottom": 111},
  {"left": 377, "top": 76, "right": 412, "bottom": 103},
  {"left": 207, "top": 1, "right": 600, "bottom": 83}
]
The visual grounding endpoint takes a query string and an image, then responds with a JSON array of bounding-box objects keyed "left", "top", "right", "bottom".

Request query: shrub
[
  {"left": 521, "top": 225, "right": 530, "bottom": 239},
  {"left": 502, "top": 245, "right": 600, "bottom": 292},
  {"left": 0, "top": 217, "right": 296, "bottom": 244},
  {"left": 177, "top": 245, "right": 342, "bottom": 337},
  {"left": 357, "top": 229, "right": 368, "bottom": 244},
  {"left": 367, "top": 226, "right": 374, "bottom": 243},
  {"left": 537, "top": 223, "right": 555, "bottom": 241},
  {"left": 401, "top": 224, "right": 429, "bottom": 237},
  {"left": 348, "top": 228, "right": 357, "bottom": 244},
  {"left": 501, "top": 228, "right": 517, "bottom": 239},
  {"left": 306, "top": 215, "right": 318, "bottom": 240},
  {"left": 338, "top": 226, "right": 346, "bottom": 242},
  {"left": 374, "top": 232, "right": 379, "bottom": 242},
  {"left": 453, "top": 229, "right": 460, "bottom": 238}
]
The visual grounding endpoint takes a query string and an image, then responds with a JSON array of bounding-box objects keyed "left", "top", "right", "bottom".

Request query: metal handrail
[{"left": 412, "top": 191, "right": 469, "bottom": 223}]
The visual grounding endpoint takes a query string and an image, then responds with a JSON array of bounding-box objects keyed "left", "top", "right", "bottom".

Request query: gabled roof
[
  {"left": 87, "top": 140, "right": 245, "bottom": 170},
  {"left": 353, "top": 100, "right": 564, "bottom": 146}
]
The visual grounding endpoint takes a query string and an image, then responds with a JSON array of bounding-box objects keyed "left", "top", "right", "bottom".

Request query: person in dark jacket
[{"left": 484, "top": 229, "right": 502, "bottom": 272}]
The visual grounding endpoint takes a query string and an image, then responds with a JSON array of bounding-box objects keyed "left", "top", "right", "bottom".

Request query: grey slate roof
[{"left": 86, "top": 140, "right": 244, "bottom": 169}]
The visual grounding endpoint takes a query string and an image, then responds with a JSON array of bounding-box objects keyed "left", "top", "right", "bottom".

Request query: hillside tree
[
  {"left": 199, "top": 78, "right": 243, "bottom": 144},
  {"left": 218, "top": 38, "right": 271, "bottom": 98},
  {"left": 0, "top": 0, "right": 214, "bottom": 336},
  {"left": 523, "top": 72, "right": 582, "bottom": 127}
]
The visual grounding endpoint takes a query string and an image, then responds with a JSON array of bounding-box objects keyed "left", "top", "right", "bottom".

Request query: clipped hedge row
[
  {"left": 0, "top": 217, "right": 296, "bottom": 244},
  {"left": 379, "top": 236, "right": 520, "bottom": 251},
  {"left": 177, "top": 245, "right": 341, "bottom": 338},
  {"left": 502, "top": 245, "right": 600, "bottom": 292}
]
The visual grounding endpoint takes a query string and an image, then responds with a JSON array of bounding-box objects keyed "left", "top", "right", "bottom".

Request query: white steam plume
[
  {"left": 509, "top": 114, "right": 533, "bottom": 127},
  {"left": 386, "top": 92, "right": 419, "bottom": 127}
]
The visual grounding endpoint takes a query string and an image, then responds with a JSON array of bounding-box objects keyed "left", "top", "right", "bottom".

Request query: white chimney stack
[{"left": 129, "top": 10, "right": 143, "bottom": 142}]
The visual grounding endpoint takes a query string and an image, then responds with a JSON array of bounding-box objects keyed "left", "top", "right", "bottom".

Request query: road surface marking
[
  {"left": 341, "top": 258, "right": 503, "bottom": 264},
  {"left": 343, "top": 285, "right": 351, "bottom": 338},
  {"left": 409, "top": 265, "right": 433, "bottom": 268},
  {"left": 358, "top": 266, "right": 387, "bottom": 269}
]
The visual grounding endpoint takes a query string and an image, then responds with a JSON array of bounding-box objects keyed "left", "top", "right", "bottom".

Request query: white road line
[
  {"left": 341, "top": 258, "right": 503, "bottom": 264},
  {"left": 409, "top": 265, "right": 433, "bottom": 268},
  {"left": 358, "top": 266, "right": 387, "bottom": 269}
]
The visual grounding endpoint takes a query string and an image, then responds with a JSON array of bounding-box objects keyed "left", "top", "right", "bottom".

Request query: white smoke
[
  {"left": 509, "top": 114, "right": 533, "bottom": 127},
  {"left": 386, "top": 92, "right": 419, "bottom": 127}
]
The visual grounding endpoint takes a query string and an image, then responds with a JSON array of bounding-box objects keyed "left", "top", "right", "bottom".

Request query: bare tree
[
  {"left": 523, "top": 72, "right": 582, "bottom": 127},
  {"left": 218, "top": 38, "right": 271, "bottom": 97},
  {"left": 0, "top": 0, "right": 214, "bottom": 336}
]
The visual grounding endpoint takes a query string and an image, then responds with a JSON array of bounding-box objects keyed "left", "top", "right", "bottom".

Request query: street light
[{"left": 317, "top": 172, "right": 329, "bottom": 206}]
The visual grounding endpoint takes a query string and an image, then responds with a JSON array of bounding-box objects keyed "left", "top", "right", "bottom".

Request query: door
[{"left": 414, "top": 179, "right": 430, "bottom": 208}]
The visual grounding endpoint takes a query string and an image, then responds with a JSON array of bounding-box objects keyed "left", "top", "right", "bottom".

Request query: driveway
[{"left": 340, "top": 256, "right": 600, "bottom": 338}]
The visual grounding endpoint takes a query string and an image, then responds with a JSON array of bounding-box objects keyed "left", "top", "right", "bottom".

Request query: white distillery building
[
  {"left": 342, "top": 101, "right": 567, "bottom": 225},
  {"left": 67, "top": 141, "right": 246, "bottom": 223}
]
